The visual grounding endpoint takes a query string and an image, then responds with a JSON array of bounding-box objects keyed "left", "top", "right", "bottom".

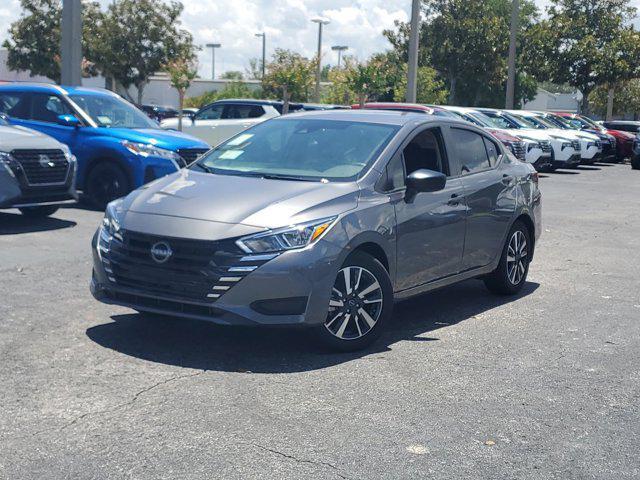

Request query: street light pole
[
  {"left": 255, "top": 33, "right": 266, "bottom": 79},
  {"left": 406, "top": 0, "right": 420, "bottom": 103},
  {"left": 206, "top": 43, "right": 221, "bottom": 80},
  {"left": 60, "top": 0, "right": 82, "bottom": 86},
  {"left": 331, "top": 45, "right": 348, "bottom": 68},
  {"left": 505, "top": 0, "right": 519, "bottom": 109},
  {"left": 311, "top": 17, "right": 330, "bottom": 103}
]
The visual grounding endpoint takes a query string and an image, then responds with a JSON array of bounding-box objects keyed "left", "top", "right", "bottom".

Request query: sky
[{"left": 0, "top": 0, "right": 639, "bottom": 79}]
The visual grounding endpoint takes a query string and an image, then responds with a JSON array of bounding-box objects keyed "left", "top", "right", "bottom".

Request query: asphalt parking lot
[{"left": 1, "top": 162, "right": 639, "bottom": 479}]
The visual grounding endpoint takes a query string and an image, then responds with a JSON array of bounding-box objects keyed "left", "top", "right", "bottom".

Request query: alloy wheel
[
  {"left": 507, "top": 230, "right": 528, "bottom": 285},
  {"left": 325, "top": 266, "right": 383, "bottom": 340}
]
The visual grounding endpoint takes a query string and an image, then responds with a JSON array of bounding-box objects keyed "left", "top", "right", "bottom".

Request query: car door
[
  {"left": 183, "top": 103, "right": 226, "bottom": 145},
  {"left": 392, "top": 125, "right": 467, "bottom": 290},
  {"left": 445, "top": 126, "right": 515, "bottom": 270}
]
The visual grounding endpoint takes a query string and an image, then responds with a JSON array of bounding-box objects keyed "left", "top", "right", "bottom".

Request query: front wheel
[
  {"left": 632, "top": 156, "right": 640, "bottom": 170},
  {"left": 484, "top": 220, "right": 531, "bottom": 295},
  {"left": 313, "top": 252, "right": 393, "bottom": 352},
  {"left": 85, "top": 162, "right": 130, "bottom": 210},
  {"left": 18, "top": 205, "right": 59, "bottom": 218}
]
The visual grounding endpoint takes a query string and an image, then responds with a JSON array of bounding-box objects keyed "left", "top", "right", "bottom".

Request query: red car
[
  {"left": 554, "top": 112, "right": 635, "bottom": 162},
  {"left": 351, "top": 102, "right": 528, "bottom": 162}
]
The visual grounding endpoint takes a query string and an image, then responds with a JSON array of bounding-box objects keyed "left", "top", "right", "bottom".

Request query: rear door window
[
  {"left": 450, "top": 128, "right": 492, "bottom": 175},
  {"left": 0, "top": 92, "right": 28, "bottom": 119},
  {"left": 483, "top": 137, "right": 500, "bottom": 166},
  {"left": 222, "top": 104, "right": 265, "bottom": 119}
]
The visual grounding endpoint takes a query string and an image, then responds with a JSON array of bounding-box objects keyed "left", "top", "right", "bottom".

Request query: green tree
[
  {"left": 384, "top": 0, "right": 540, "bottom": 106},
  {"left": 393, "top": 66, "right": 449, "bottom": 104},
  {"left": 524, "top": 0, "right": 640, "bottom": 113},
  {"left": 2, "top": 0, "right": 102, "bottom": 83},
  {"left": 90, "top": 0, "right": 195, "bottom": 104},
  {"left": 165, "top": 57, "right": 198, "bottom": 131},
  {"left": 220, "top": 71, "right": 244, "bottom": 80},
  {"left": 263, "top": 49, "right": 315, "bottom": 113},
  {"left": 589, "top": 79, "right": 640, "bottom": 118},
  {"left": 340, "top": 57, "right": 390, "bottom": 107}
]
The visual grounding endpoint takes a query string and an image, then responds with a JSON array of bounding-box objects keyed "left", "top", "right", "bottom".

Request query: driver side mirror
[
  {"left": 405, "top": 169, "right": 446, "bottom": 201},
  {"left": 57, "top": 114, "right": 80, "bottom": 128}
]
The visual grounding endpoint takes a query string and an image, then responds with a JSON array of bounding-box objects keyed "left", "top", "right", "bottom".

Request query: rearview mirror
[
  {"left": 57, "top": 114, "right": 80, "bottom": 128},
  {"left": 406, "top": 169, "right": 446, "bottom": 199}
]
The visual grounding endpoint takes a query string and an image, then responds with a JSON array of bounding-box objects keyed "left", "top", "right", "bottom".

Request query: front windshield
[
  {"left": 482, "top": 112, "right": 518, "bottom": 129},
  {"left": 577, "top": 115, "right": 601, "bottom": 130},
  {"left": 467, "top": 112, "right": 496, "bottom": 128},
  {"left": 544, "top": 114, "right": 573, "bottom": 129},
  {"left": 506, "top": 113, "right": 539, "bottom": 129},
  {"left": 193, "top": 118, "right": 400, "bottom": 181},
  {"left": 69, "top": 93, "right": 158, "bottom": 129}
]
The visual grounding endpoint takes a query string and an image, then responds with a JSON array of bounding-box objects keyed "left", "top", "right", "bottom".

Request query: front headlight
[
  {"left": 0, "top": 151, "right": 16, "bottom": 178},
  {"left": 102, "top": 198, "right": 124, "bottom": 236},
  {"left": 122, "top": 141, "right": 181, "bottom": 162},
  {"left": 236, "top": 217, "right": 337, "bottom": 254}
]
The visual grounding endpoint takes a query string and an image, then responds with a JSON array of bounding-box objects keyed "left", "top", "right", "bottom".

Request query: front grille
[
  {"left": 510, "top": 142, "right": 526, "bottom": 161},
  {"left": 10, "top": 149, "right": 70, "bottom": 186},
  {"left": 572, "top": 140, "right": 581, "bottom": 151},
  {"left": 177, "top": 148, "right": 209, "bottom": 165},
  {"left": 540, "top": 141, "right": 552, "bottom": 153},
  {"left": 100, "top": 229, "right": 271, "bottom": 303}
]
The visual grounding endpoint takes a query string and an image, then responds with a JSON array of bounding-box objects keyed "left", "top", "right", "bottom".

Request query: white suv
[
  {"left": 478, "top": 108, "right": 580, "bottom": 170},
  {"left": 161, "top": 99, "right": 280, "bottom": 147}
]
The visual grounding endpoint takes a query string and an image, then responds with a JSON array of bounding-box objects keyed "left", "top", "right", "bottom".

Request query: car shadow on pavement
[
  {"left": 86, "top": 280, "right": 539, "bottom": 374},
  {"left": 0, "top": 212, "right": 76, "bottom": 235}
]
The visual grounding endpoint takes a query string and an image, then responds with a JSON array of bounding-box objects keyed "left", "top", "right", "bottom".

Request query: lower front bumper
[
  {"left": 553, "top": 154, "right": 581, "bottom": 168},
  {"left": 90, "top": 230, "right": 344, "bottom": 327}
]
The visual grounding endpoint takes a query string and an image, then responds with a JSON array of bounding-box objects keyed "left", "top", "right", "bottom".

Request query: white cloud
[{"left": 1, "top": 0, "right": 639, "bottom": 79}]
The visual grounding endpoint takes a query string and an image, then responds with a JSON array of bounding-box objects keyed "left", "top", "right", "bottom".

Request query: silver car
[{"left": 91, "top": 110, "right": 542, "bottom": 351}]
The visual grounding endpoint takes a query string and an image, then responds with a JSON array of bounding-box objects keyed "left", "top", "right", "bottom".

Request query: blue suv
[{"left": 0, "top": 84, "right": 210, "bottom": 208}]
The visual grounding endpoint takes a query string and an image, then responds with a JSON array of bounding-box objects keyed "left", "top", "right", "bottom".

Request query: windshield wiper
[
  {"left": 260, "top": 174, "right": 318, "bottom": 182},
  {"left": 193, "top": 162, "right": 215, "bottom": 174}
]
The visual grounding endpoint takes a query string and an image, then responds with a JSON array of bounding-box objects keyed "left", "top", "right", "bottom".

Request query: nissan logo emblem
[
  {"left": 150, "top": 241, "right": 172, "bottom": 264},
  {"left": 38, "top": 154, "right": 55, "bottom": 168}
]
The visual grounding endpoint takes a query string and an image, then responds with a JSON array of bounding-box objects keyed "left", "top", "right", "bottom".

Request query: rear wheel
[
  {"left": 85, "top": 162, "right": 130, "bottom": 210},
  {"left": 484, "top": 220, "right": 531, "bottom": 295},
  {"left": 313, "top": 252, "right": 393, "bottom": 352},
  {"left": 18, "top": 205, "right": 59, "bottom": 218}
]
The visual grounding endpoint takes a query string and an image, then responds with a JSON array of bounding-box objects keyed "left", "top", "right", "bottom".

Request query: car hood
[
  {"left": 0, "top": 125, "right": 63, "bottom": 151},
  {"left": 88, "top": 127, "right": 210, "bottom": 149},
  {"left": 122, "top": 169, "right": 360, "bottom": 232},
  {"left": 498, "top": 128, "right": 552, "bottom": 141}
]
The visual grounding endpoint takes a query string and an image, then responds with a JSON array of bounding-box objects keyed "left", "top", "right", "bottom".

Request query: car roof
[
  {"left": 210, "top": 98, "right": 283, "bottom": 106},
  {"left": 269, "top": 108, "right": 468, "bottom": 126},
  {"left": 351, "top": 102, "right": 434, "bottom": 113},
  {"left": 0, "top": 82, "right": 120, "bottom": 97},
  {"left": 603, "top": 120, "right": 640, "bottom": 125}
]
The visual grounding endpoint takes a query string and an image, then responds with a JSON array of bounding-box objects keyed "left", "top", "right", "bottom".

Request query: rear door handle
[{"left": 502, "top": 174, "right": 514, "bottom": 185}]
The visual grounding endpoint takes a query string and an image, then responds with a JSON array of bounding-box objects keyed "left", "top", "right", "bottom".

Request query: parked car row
[{"left": 2, "top": 84, "right": 638, "bottom": 220}]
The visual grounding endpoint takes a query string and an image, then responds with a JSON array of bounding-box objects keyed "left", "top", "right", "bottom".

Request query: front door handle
[{"left": 447, "top": 193, "right": 461, "bottom": 206}]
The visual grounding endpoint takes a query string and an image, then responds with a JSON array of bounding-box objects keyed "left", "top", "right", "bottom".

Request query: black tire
[
  {"left": 312, "top": 252, "right": 393, "bottom": 352},
  {"left": 18, "top": 205, "right": 59, "bottom": 218},
  {"left": 484, "top": 220, "right": 531, "bottom": 295},
  {"left": 85, "top": 162, "right": 130, "bottom": 210},
  {"left": 632, "top": 156, "right": 640, "bottom": 170}
]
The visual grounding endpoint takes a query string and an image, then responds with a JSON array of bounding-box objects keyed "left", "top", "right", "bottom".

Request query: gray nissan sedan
[{"left": 91, "top": 110, "right": 541, "bottom": 351}]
